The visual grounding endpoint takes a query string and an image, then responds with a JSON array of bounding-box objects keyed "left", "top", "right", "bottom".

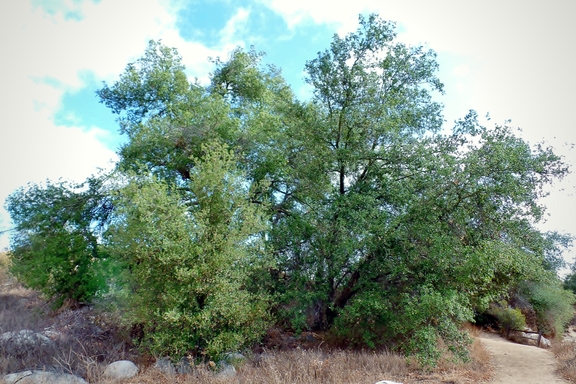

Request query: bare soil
[{"left": 480, "top": 331, "right": 569, "bottom": 384}]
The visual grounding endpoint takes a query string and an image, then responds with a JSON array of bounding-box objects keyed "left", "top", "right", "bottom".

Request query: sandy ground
[{"left": 480, "top": 331, "right": 569, "bottom": 384}]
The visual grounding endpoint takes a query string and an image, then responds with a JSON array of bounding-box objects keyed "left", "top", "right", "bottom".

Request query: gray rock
[
  {"left": 3, "top": 371, "right": 87, "bottom": 384},
  {"left": 520, "top": 332, "right": 551, "bottom": 348},
  {"left": 175, "top": 357, "right": 193, "bottom": 374},
  {"left": 153, "top": 356, "right": 195, "bottom": 375},
  {"left": 41, "top": 330, "right": 63, "bottom": 341},
  {"left": 216, "top": 361, "right": 236, "bottom": 378},
  {"left": 563, "top": 335, "right": 576, "bottom": 342},
  {"left": 223, "top": 352, "right": 246, "bottom": 365},
  {"left": 374, "top": 381, "right": 403, "bottom": 384},
  {"left": 0, "top": 330, "right": 53, "bottom": 346},
  {"left": 540, "top": 336, "right": 551, "bottom": 348},
  {"left": 103, "top": 360, "right": 139, "bottom": 380},
  {"left": 0, "top": 330, "right": 55, "bottom": 357},
  {"left": 154, "top": 357, "right": 177, "bottom": 375}
]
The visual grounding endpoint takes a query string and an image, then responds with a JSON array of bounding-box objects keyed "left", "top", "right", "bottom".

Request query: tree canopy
[{"left": 6, "top": 14, "right": 573, "bottom": 364}]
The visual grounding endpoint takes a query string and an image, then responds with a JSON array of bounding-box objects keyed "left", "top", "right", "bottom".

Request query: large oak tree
[{"left": 7, "top": 14, "right": 572, "bottom": 363}]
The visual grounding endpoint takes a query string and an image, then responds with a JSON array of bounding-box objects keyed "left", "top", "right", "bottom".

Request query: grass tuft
[{"left": 551, "top": 337, "right": 576, "bottom": 382}]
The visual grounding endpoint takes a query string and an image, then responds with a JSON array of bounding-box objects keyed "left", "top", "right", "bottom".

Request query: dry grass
[
  {"left": 111, "top": 349, "right": 407, "bottom": 384},
  {"left": 0, "top": 255, "right": 493, "bottom": 384},
  {"left": 0, "top": 252, "right": 14, "bottom": 288},
  {"left": 0, "top": 252, "right": 51, "bottom": 334},
  {"left": 551, "top": 339, "right": 576, "bottom": 382},
  {"left": 99, "top": 340, "right": 492, "bottom": 384},
  {"left": 0, "top": 254, "right": 136, "bottom": 379},
  {"left": 402, "top": 324, "right": 493, "bottom": 384},
  {"left": 95, "top": 329, "right": 494, "bottom": 384}
]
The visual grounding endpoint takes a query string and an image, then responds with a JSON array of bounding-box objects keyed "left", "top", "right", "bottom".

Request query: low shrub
[
  {"left": 518, "top": 280, "right": 575, "bottom": 337},
  {"left": 489, "top": 303, "right": 526, "bottom": 335}
]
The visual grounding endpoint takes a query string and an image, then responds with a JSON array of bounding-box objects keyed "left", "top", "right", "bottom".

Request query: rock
[
  {"left": 223, "top": 352, "right": 246, "bottom": 365},
  {"left": 154, "top": 357, "right": 177, "bottom": 375},
  {"left": 519, "top": 332, "right": 551, "bottom": 348},
  {"left": 564, "top": 326, "right": 576, "bottom": 342},
  {"left": 41, "top": 330, "right": 63, "bottom": 341},
  {"left": 3, "top": 370, "right": 87, "bottom": 384},
  {"left": 374, "top": 381, "right": 403, "bottom": 384},
  {"left": 563, "top": 335, "right": 576, "bottom": 343},
  {"left": 0, "top": 330, "right": 53, "bottom": 346},
  {"left": 305, "top": 333, "right": 318, "bottom": 342},
  {"left": 216, "top": 361, "right": 236, "bottom": 378},
  {"left": 153, "top": 356, "right": 194, "bottom": 374},
  {"left": 103, "top": 360, "right": 139, "bottom": 380},
  {"left": 0, "top": 330, "right": 55, "bottom": 357},
  {"left": 175, "top": 357, "right": 193, "bottom": 374},
  {"left": 540, "top": 336, "right": 551, "bottom": 348}
]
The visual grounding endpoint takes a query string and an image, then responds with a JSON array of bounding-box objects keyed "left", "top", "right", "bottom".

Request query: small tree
[
  {"left": 106, "top": 141, "right": 272, "bottom": 358},
  {"left": 489, "top": 302, "right": 527, "bottom": 338},
  {"left": 5, "top": 179, "right": 110, "bottom": 307}
]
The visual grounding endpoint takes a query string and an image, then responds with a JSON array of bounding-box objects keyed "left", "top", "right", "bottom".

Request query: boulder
[
  {"left": 563, "top": 334, "right": 576, "bottom": 343},
  {"left": 216, "top": 361, "right": 236, "bottom": 378},
  {"left": 0, "top": 330, "right": 55, "bottom": 357},
  {"left": 540, "top": 336, "right": 551, "bottom": 348},
  {"left": 154, "top": 357, "right": 177, "bottom": 375},
  {"left": 520, "top": 332, "right": 551, "bottom": 348},
  {"left": 103, "top": 360, "right": 139, "bottom": 380},
  {"left": 153, "top": 356, "right": 195, "bottom": 374},
  {"left": 0, "top": 330, "right": 53, "bottom": 346},
  {"left": 3, "top": 371, "right": 87, "bottom": 384},
  {"left": 175, "top": 357, "right": 193, "bottom": 374},
  {"left": 222, "top": 352, "right": 246, "bottom": 365},
  {"left": 41, "top": 330, "right": 63, "bottom": 341}
]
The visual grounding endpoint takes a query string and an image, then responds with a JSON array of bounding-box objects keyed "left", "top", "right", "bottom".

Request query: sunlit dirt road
[{"left": 480, "top": 331, "right": 568, "bottom": 384}]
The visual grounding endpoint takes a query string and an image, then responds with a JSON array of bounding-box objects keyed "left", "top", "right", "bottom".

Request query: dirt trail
[{"left": 480, "top": 331, "right": 568, "bottom": 384}]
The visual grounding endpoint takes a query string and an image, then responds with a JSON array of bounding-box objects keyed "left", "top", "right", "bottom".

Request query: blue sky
[{"left": 1, "top": 0, "right": 576, "bottom": 264}]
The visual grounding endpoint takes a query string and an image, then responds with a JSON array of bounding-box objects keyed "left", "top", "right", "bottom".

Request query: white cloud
[
  {"left": 453, "top": 65, "right": 469, "bottom": 77},
  {"left": 220, "top": 7, "right": 251, "bottom": 46},
  {"left": 172, "top": 7, "right": 256, "bottom": 84},
  {"left": 257, "top": 0, "right": 369, "bottom": 34}
]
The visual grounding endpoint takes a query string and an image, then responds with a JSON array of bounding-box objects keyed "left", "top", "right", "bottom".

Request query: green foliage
[
  {"left": 95, "top": 15, "right": 569, "bottom": 364},
  {"left": 564, "top": 272, "right": 576, "bottom": 294},
  {"left": 563, "top": 255, "right": 576, "bottom": 293},
  {"left": 105, "top": 142, "right": 272, "bottom": 358},
  {"left": 334, "top": 286, "right": 473, "bottom": 366},
  {"left": 7, "top": 14, "right": 571, "bottom": 366},
  {"left": 540, "top": 232, "right": 573, "bottom": 272},
  {"left": 5, "top": 179, "right": 110, "bottom": 307},
  {"left": 265, "top": 15, "right": 566, "bottom": 364},
  {"left": 518, "top": 279, "right": 575, "bottom": 337},
  {"left": 96, "top": 40, "right": 190, "bottom": 128},
  {"left": 490, "top": 303, "right": 527, "bottom": 332}
]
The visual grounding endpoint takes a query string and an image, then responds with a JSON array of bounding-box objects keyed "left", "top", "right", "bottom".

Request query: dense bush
[
  {"left": 517, "top": 279, "right": 574, "bottom": 337},
  {"left": 489, "top": 303, "right": 527, "bottom": 334},
  {"left": 105, "top": 142, "right": 272, "bottom": 358},
  {"left": 5, "top": 180, "right": 110, "bottom": 307}
]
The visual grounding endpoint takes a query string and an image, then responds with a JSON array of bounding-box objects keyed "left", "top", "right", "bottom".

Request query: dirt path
[{"left": 480, "top": 331, "right": 568, "bottom": 383}]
